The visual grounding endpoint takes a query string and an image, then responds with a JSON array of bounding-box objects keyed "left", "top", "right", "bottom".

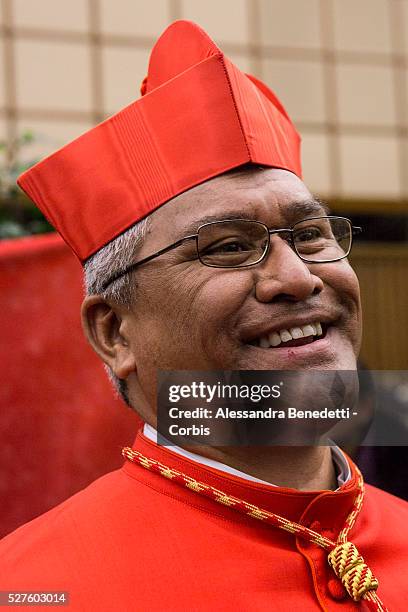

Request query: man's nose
[{"left": 254, "top": 234, "right": 324, "bottom": 303}]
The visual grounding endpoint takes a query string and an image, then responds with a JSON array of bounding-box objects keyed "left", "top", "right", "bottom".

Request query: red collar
[{"left": 123, "top": 427, "right": 361, "bottom": 531}]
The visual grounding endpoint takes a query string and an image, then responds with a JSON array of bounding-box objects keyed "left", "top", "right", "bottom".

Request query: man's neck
[{"left": 181, "top": 444, "right": 338, "bottom": 491}]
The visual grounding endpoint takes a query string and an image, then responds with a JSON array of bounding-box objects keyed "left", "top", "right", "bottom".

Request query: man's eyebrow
[
  {"left": 288, "top": 197, "right": 331, "bottom": 220},
  {"left": 180, "top": 211, "right": 257, "bottom": 235},
  {"left": 178, "top": 198, "right": 331, "bottom": 236}
]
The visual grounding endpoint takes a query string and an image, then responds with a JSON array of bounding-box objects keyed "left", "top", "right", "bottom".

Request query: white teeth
[
  {"left": 301, "top": 324, "right": 315, "bottom": 337},
  {"left": 289, "top": 327, "right": 304, "bottom": 339},
  {"left": 279, "top": 329, "right": 292, "bottom": 343},
  {"left": 269, "top": 332, "right": 281, "bottom": 347},
  {"left": 256, "top": 321, "right": 324, "bottom": 348}
]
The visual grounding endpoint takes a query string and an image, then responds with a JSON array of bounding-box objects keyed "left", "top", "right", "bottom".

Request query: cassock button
[{"left": 327, "top": 577, "right": 347, "bottom": 600}]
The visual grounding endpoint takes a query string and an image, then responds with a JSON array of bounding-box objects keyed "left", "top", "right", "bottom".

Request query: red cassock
[{"left": 0, "top": 428, "right": 407, "bottom": 611}]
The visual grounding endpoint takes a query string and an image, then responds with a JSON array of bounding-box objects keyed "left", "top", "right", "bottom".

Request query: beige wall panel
[
  {"left": 15, "top": 40, "right": 92, "bottom": 112},
  {"left": 396, "top": 67, "right": 408, "bottom": 126},
  {"left": 100, "top": 0, "right": 170, "bottom": 38},
  {"left": 16, "top": 119, "right": 93, "bottom": 164},
  {"left": 227, "top": 52, "right": 251, "bottom": 74},
  {"left": 262, "top": 58, "right": 326, "bottom": 124},
  {"left": 332, "top": 0, "right": 392, "bottom": 54},
  {"left": 401, "top": 137, "right": 408, "bottom": 197},
  {"left": 102, "top": 46, "right": 150, "bottom": 114},
  {"left": 336, "top": 64, "right": 396, "bottom": 126},
  {"left": 259, "top": 0, "right": 321, "bottom": 49},
  {"left": 300, "top": 131, "right": 331, "bottom": 197},
  {"left": 13, "top": 0, "right": 88, "bottom": 32},
  {"left": 0, "top": 119, "right": 5, "bottom": 168},
  {"left": 339, "top": 135, "right": 401, "bottom": 198},
  {"left": 401, "top": 1, "right": 408, "bottom": 54},
  {"left": 0, "top": 37, "right": 4, "bottom": 108},
  {"left": 0, "top": 118, "right": 6, "bottom": 156},
  {"left": 180, "top": 0, "right": 248, "bottom": 45},
  {"left": 404, "top": 68, "right": 408, "bottom": 125}
]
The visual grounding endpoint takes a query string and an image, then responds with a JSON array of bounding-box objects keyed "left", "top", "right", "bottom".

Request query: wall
[
  {"left": 351, "top": 244, "right": 408, "bottom": 368},
  {"left": 1, "top": 0, "right": 408, "bottom": 201}
]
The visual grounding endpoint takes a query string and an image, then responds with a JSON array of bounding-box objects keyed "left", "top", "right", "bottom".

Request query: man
[{"left": 1, "top": 20, "right": 407, "bottom": 611}]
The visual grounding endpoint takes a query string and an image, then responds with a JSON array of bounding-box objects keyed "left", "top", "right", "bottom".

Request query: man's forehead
[{"left": 149, "top": 167, "right": 327, "bottom": 236}]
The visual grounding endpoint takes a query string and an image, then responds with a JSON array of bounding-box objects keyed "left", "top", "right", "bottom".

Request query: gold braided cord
[
  {"left": 122, "top": 447, "right": 388, "bottom": 611},
  {"left": 328, "top": 542, "right": 379, "bottom": 602},
  {"left": 365, "top": 591, "right": 388, "bottom": 612}
]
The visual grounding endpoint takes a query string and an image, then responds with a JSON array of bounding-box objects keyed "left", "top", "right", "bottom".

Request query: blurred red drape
[{"left": 0, "top": 233, "right": 140, "bottom": 538}]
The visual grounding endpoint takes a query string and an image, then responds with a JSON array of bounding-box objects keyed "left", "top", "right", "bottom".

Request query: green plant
[{"left": 0, "top": 130, "right": 53, "bottom": 239}]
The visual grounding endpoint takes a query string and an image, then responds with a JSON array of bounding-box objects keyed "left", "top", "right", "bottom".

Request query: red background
[{"left": 0, "top": 233, "right": 140, "bottom": 538}]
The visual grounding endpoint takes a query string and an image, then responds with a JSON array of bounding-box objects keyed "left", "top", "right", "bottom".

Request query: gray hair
[{"left": 83, "top": 217, "right": 151, "bottom": 406}]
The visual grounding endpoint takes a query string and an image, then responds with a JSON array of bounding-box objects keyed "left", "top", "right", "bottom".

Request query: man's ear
[{"left": 81, "top": 295, "right": 136, "bottom": 380}]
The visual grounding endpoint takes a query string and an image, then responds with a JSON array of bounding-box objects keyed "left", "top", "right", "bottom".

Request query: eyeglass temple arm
[{"left": 99, "top": 234, "right": 197, "bottom": 292}]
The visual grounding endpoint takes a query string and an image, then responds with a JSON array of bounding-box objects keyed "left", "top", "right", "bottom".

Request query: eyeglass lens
[{"left": 197, "top": 217, "right": 352, "bottom": 267}]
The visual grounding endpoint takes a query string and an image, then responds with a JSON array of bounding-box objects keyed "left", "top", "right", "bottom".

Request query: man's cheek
[
  {"left": 336, "top": 260, "right": 360, "bottom": 295},
  {"left": 321, "top": 262, "right": 361, "bottom": 304}
]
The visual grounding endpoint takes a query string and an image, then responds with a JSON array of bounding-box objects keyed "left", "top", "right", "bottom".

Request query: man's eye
[
  {"left": 205, "top": 240, "right": 252, "bottom": 254},
  {"left": 294, "top": 227, "right": 322, "bottom": 242}
]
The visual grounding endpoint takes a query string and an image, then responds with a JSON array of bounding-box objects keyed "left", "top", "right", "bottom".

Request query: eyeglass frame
[{"left": 100, "top": 215, "right": 362, "bottom": 291}]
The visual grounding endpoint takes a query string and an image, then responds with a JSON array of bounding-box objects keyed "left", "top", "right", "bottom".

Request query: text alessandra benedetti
[
  {"left": 168, "top": 407, "right": 353, "bottom": 420},
  {"left": 215, "top": 407, "right": 352, "bottom": 419}
]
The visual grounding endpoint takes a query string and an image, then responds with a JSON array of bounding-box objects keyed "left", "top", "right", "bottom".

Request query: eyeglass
[{"left": 100, "top": 216, "right": 362, "bottom": 291}]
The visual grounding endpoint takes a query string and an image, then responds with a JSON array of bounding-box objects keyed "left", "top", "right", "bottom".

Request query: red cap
[{"left": 17, "top": 20, "right": 301, "bottom": 262}]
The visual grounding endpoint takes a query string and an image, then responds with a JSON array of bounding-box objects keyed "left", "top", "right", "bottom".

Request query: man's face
[{"left": 123, "top": 168, "right": 362, "bottom": 407}]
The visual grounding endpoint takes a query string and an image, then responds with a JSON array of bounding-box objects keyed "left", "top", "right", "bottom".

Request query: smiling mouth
[{"left": 248, "top": 322, "right": 329, "bottom": 349}]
